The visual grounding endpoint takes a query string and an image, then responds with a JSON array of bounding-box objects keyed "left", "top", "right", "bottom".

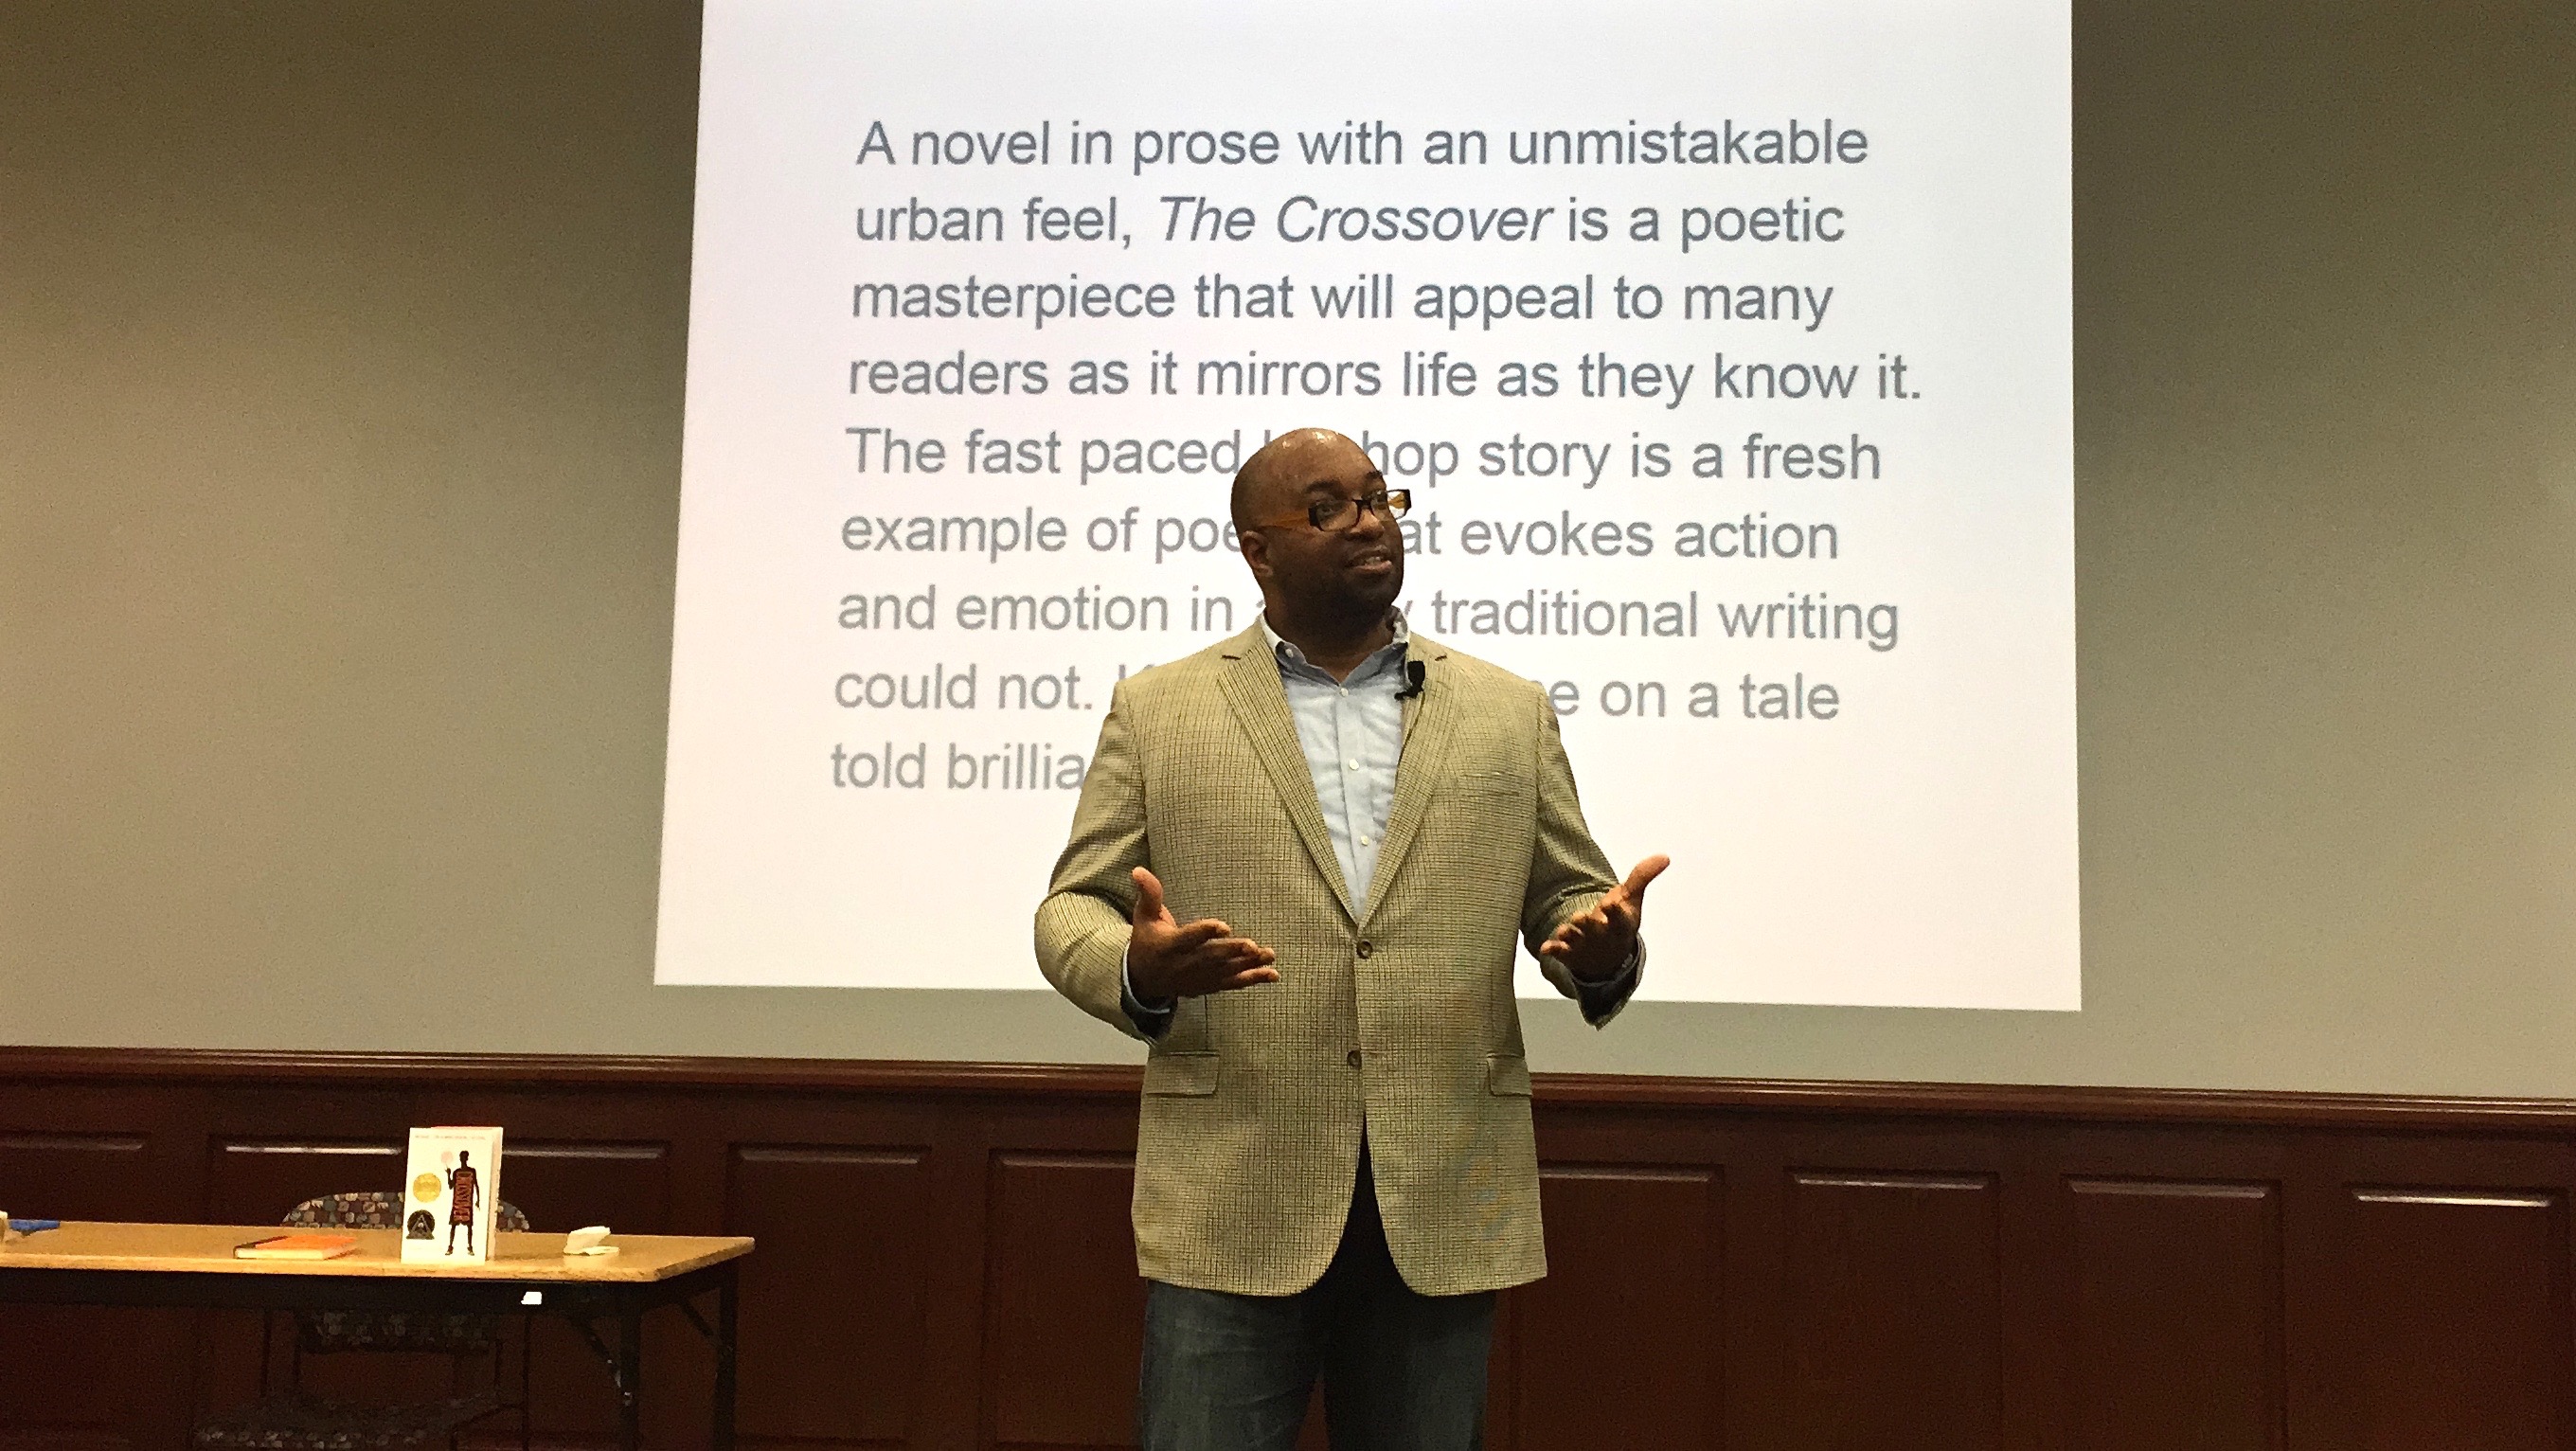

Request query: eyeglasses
[{"left": 1254, "top": 488, "right": 1412, "bottom": 533}]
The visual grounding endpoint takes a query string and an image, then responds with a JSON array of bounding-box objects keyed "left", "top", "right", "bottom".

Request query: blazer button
[
  {"left": 1355, "top": 940, "right": 1374, "bottom": 958},
  {"left": 1347, "top": 1048, "right": 1363, "bottom": 1067}
]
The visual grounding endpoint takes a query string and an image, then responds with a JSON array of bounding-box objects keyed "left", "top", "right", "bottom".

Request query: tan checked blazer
[{"left": 1035, "top": 621, "right": 1625, "bottom": 1297}]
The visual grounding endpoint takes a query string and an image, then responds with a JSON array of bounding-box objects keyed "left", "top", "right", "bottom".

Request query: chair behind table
[
  {"left": 280, "top": 1191, "right": 532, "bottom": 1354},
  {"left": 188, "top": 1191, "right": 535, "bottom": 1451}
]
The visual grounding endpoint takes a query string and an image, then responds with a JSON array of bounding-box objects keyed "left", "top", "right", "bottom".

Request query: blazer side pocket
[
  {"left": 1144, "top": 1051, "right": 1219, "bottom": 1097},
  {"left": 1485, "top": 1052, "right": 1532, "bottom": 1097},
  {"left": 1451, "top": 769, "right": 1527, "bottom": 799}
]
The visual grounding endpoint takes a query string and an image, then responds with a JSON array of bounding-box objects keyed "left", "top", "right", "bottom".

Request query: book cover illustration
[{"left": 400, "top": 1125, "right": 504, "bottom": 1264}]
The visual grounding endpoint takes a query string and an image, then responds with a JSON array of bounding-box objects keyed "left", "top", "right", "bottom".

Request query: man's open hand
[
  {"left": 1126, "top": 867, "right": 1279, "bottom": 1003},
  {"left": 1538, "top": 855, "right": 1671, "bottom": 983}
]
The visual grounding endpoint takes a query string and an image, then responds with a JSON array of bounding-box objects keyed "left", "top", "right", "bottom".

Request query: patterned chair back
[{"left": 281, "top": 1191, "right": 531, "bottom": 1353}]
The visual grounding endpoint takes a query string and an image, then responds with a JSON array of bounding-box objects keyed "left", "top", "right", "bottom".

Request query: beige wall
[{"left": 5, "top": 1, "right": 2572, "bottom": 1092}]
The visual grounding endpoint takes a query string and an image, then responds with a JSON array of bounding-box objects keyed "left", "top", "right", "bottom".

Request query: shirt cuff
[
  {"left": 1121, "top": 946, "right": 1176, "bottom": 1039},
  {"left": 1572, "top": 941, "right": 1644, "bottom": 1025}
]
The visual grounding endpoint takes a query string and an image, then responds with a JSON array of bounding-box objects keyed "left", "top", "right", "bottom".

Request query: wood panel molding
[{"left": 7, "top": 1047, "right": 2575, "bottom": 1130}]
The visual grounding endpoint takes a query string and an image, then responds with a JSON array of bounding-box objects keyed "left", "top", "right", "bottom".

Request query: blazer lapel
[
  {"left": 1362, "top": 636, "right": 1457, "bottom": 932},
  {"left": 1215, "top": 629, "right": 1356, "bottom": 922}
]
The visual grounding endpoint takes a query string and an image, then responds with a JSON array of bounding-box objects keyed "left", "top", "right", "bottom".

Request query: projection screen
[{"left": 655, "top": 0, "right": 2077, "bottom": 1008}]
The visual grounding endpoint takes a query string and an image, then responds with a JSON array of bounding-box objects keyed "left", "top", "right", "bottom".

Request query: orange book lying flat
[{"left": 235, "top": 1233, "right": 358, "bottom": 1261}]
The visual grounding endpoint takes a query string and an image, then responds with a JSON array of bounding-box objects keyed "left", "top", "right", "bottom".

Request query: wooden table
[{"left": 0, "top": 1223, "right": 752, "bottom": 1450}]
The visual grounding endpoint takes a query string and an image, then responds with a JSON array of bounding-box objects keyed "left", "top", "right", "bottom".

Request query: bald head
[
  {"left": 1228, "top": 426, "right": 1403, "bottom": 641},
  {"left": 1230, "top": 428, "right": 1360, "bottom": 532}
]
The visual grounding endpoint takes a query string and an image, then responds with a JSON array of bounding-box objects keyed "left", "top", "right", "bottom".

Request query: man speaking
[{"left": 1036, "top": 427, "right": 1667, "bottom": 1450}]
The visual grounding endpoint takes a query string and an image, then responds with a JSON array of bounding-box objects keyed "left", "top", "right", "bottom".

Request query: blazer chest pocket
[
  {"left": 1485, "top": 1052, "right": 1531, "bottom": 1097},
  {"left": 1144, "top": 1051, "right": 1218, "bottom": 1097}
]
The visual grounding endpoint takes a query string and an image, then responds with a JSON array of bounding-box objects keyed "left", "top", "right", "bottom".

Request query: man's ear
[{"left": 1239, "top": 528, "right": 1274, "bottom": 585}]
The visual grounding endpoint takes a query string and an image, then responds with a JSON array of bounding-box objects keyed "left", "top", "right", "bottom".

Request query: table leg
[
  {"left": 714, "top": 1264, "right": 739, "bottom": 1451},
  {"left": 617, "top": 1305, "right": 644, "bottom": 1451}
]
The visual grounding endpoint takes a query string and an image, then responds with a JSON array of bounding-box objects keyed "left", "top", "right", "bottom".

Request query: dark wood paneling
[
  {"left": 0, "top": 1133, "right": 158, "bottom": 1220},
  {"left": 8, "top": 1051, "right": 2576, "bottom": 1450},
  {"left": 724, "top": 1144, "right": 934, "bottom": 1449},
  {"left": 1785, "top": 1170, "right": 2002, "bottom": 1451},
  {"left": 981, "top": 1153, "right": 1144, "bottom": 1451},
  {"left": 0, "top": 1088, "right": 205, "bottom": 1451},
  {"left": 0, "top": 1134, "right": 167, "bottom": 1451},
  {"left": 494, "top": 1139, "right": 671, "bottom": 1233},
  {"left": 1509, "top": 1165, "right": 1722, "bottom": 1451},
  {"left": 2346, "top": 1187, "right": 2574, "bottom": 1451},
  {"left": 199, "top": 1138, "right": 433, "bottom": 1416},
  {"left": 504, "top": 1141, "right": 676, "bottom": 1446},
  {"left": 0, "top": 1427, "right": 130, "bottom": 1451},
  {"left": 2066, "top": 1177, "right": 2281, "bottom": 1451},
  {"left": 206, "top": 1138, "right": 406, "bottom": 1224}
]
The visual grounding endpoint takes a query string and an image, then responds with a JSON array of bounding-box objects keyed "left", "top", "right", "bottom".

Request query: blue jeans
[{"left": 1136, "top": 1146, "right": 1496, "bottom": 1451}]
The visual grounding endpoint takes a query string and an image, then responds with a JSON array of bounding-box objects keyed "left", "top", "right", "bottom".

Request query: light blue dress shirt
[
  {"left": 1261, "top": 613, "right": 1411, "bottom": 916},
  {"left": 1123, "top": 612, "right": 1636, "bottom": 1030}
]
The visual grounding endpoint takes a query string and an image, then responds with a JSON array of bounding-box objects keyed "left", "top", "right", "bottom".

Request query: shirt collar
[{"left": 1260, "top": 610, "right": 1410, "bottom": 678}]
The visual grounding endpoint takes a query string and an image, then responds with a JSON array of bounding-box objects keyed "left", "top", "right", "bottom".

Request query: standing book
[{"left": 400, "top": 1126, "right": 504, "bottom": 1264}]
